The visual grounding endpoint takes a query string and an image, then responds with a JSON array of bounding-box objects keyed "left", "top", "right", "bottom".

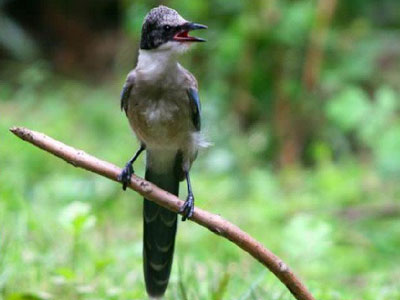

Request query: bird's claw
[
  {"left": 118, "top": 162, "right": 134, "bottom": 191},
  {"left": 179, "top": 194, "right": 194, "bottom": 221}
]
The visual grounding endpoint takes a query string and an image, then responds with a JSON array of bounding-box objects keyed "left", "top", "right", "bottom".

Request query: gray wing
[
  {"left": 120, "top": 72, "right": 135, "bottom": 115},
  {"left": 187, "top": 88, "right": 201, "bottom": 131}
]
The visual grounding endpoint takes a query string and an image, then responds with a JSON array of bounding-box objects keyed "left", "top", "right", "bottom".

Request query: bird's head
[{"left": 140, "top": 5, "right": 207, "bottom": 53}]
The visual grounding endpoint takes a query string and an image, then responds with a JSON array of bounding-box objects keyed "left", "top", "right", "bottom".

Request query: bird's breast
[{"left": 128, "top": 94, "right": 190, "bottom": 149}]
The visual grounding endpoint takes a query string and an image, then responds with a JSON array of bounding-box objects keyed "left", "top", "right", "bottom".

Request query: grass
[{"left": 1, "top": 64, "right": 400, "bottom": 299}]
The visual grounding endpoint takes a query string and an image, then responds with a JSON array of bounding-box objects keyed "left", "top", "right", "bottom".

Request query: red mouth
[{"left": 173, "top": 31, "right": 205, "bottom": 42}]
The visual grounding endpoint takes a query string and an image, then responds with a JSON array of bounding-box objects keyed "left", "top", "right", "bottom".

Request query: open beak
[{"left": 173, "top": 22, "right": 207, "bottom": 42}]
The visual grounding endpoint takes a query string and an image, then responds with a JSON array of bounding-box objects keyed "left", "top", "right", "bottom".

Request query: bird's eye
[{"left": 163, "top": 25, "right": 171, "bottom": 31}]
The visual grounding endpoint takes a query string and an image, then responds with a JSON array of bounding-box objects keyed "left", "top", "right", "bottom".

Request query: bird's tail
[{"left": 143, "top": 152, "right": 181, "bottom": 297}]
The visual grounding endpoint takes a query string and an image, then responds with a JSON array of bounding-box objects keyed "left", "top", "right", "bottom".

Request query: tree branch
[{"left": 10, "top": 126, "right": 316, "bottom": 300}]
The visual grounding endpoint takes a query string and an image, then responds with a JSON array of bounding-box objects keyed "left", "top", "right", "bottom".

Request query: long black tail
[{"left": 143, "top": 155, "right": 180, "bottom": 297}]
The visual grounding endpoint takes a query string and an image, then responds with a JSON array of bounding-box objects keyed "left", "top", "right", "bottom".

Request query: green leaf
[
  {"left": 6, "top": 293, "right": 47, "bottom": 300},
  {"left": 375, "top": 124, "right": 400, "bottom": 176},
  {"left": 326, "top": 86, "right": 370, "bottom": 131}
]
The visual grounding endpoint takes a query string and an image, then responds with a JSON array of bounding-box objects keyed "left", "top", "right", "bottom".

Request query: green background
[{"left": 1, "top": 0, "right": 400, "bottom": 299}]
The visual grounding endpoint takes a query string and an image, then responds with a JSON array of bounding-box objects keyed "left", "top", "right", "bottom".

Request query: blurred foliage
[{"left": 1, "top": 0, "right": 400, "bottom": 299}]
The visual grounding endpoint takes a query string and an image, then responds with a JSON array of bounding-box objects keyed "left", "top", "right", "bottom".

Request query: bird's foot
[
  {"left": 179, "top": 194, "right": 194, "bottom": 221},
  {"left": 118, "top": 162, "right": 134, "bottom": 191}
]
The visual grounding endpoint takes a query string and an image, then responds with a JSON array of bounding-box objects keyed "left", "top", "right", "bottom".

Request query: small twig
[{"left": 10, "top": 126, "right": 316, "bottom": 300}]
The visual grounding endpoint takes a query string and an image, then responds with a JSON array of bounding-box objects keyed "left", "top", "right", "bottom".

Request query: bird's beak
[{"left": 173, "top": 22, "right": 207, "bottom": 42}]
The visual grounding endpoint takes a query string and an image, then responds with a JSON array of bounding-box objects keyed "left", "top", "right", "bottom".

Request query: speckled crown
[{"left": 144, "top": 5, "right": 186, "bottom": 26}]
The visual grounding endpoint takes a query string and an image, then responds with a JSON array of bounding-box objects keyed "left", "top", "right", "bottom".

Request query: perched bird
[{"left": 117, "top": 5, "right": 207, "bottom": 298}]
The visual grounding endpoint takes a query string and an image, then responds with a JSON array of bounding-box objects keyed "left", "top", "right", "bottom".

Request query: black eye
[{"left": 163, "top": 25, "right": 171, "bottom": 31}]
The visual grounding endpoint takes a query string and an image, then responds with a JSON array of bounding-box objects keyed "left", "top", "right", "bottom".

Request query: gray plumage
[
  {"left": 119, "top": 5, "right": 207, "bottom": 298},
  {"left": 123, "top": 61, "right": 201, "bottom": 172}
]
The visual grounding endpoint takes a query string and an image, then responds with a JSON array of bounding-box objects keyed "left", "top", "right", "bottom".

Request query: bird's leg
[
  {"left": 179, "top": 171, "right": 195, "bottom": 221},
  {"left": 118, "top": 145, "right": 145, "bottom": 190}
]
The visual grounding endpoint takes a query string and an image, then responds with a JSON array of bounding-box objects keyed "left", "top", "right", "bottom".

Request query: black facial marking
[
  {"left": 140, "top": 22, "right": 180, "bottom": 50},
  {"left": 139, "top": 6, "right": 183, "bottom": 50}
]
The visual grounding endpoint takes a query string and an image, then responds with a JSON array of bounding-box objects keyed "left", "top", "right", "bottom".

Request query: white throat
[{"left": 137, "top": 48, "right": 179, "bottom": 77}]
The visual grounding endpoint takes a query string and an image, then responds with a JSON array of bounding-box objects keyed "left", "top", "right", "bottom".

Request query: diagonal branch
[{"left": 10, "top": 126, "right": 315, "bottom": 300}]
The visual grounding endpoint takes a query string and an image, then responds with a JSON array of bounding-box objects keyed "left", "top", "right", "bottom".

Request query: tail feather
[{"left": 143, "top": 155, "right": 180, "bottom": 297}]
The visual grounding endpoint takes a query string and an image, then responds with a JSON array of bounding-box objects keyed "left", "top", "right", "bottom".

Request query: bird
[{"left": 117, "top": 5, "right": 207, "bottom": 298}]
